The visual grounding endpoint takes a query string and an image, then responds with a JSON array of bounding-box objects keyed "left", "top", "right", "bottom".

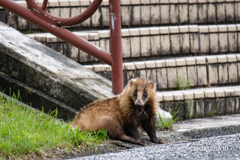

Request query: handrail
[{"left": 0, "top": 0, "right": 123, "bottom": 94}]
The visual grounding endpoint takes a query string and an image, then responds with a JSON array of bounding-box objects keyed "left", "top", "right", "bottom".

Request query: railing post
[{"left": 109, "top": 0, "right": 124, "bottom": 94}]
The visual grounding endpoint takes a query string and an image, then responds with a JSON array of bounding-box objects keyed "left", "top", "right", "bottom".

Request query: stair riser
[
  {"left": 161, "top": 97, "right": 240, "bottom": 120},
  {"left": 1, "top": 1, "right": 240, "bottom": 31},
  {"left": 87, "top": 54, "right": 240, "bottom": 90},
  {"left": 96, "top": 60, "right": 240, "bottom": 90},
  {"left": 31, "top": 27, "right": 240, "bottom": 64}
]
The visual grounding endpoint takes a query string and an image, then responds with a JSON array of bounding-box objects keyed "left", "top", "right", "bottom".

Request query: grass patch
[
  {"left": 156, "top": 107, "right": 180, "bottom": 131},
  {"left": 0, "top": 92, "right": 108, "bottom": 159}
]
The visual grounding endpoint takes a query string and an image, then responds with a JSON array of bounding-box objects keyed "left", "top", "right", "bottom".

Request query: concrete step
[
  {"left": 1, "top": 0, "right": 240, "bottom": 31},
  {"left": 84, "top": 54, "right": 240, "bottom": 90},
  {"left": 27, "top": 24, "right": 240, "bottom": 64},
  {"left": 173, "top": 114, "right": 240, "bottom": 139},
  {"left": 156, "top": 85, "right": 240, "bottom": 120}
]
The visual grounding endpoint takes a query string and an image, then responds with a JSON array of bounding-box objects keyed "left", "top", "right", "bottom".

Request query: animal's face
[
  {"left": 129, "top": 78, "right": 155, "bottom": 109},
  {"left": 133, "top": 88, "right": 148, "bottom": 107}
]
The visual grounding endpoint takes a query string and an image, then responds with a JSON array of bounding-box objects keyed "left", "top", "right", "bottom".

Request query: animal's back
[{"left": 71, "top": 96, "right": 122, "bottom": 131}]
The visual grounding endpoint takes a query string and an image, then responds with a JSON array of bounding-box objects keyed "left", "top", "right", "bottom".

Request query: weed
[
  {"left": 156, "top": 107, "right": 180, "bottom": 131},
  {"left": 163, "top": 132, "right": 172, "bottom": 134},
  {"left": 210, "top": 105, "right": 217, "bottom": 117},
  {"left": 210, "top": 98, "right": 218, "bottom": 117},
  {"left": 176, "top": 75, "right": 192, "bottom": 90},
  {"left": 193, "top": 112, "right": 198, "bottom": 119},
  {"left": 185, "top": 98, "right": 193, "bottom": 119}
]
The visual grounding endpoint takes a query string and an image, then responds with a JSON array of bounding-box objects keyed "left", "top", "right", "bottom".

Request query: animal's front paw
[
  {"left": 157, "top": 140, "right": 166, "bottom": 144},
  {"left": 152, "top": 139, "right": 166, "bottom": 144},
  {"left": 137, "top": 140, "right": 146, "bottom": 146}
]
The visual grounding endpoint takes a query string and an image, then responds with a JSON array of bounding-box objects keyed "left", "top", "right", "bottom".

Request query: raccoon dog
[{"left": 71, "top": 78, "right": 165, "bottom": 145}]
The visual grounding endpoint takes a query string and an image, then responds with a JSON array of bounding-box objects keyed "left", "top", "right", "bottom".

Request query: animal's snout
[{"left": 136, "top": 101, "right": 143, "bottom": 107}]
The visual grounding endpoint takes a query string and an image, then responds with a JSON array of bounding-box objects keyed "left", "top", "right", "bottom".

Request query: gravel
[{"left": 70, "top": 133, "right": 240, "bottom": 160}]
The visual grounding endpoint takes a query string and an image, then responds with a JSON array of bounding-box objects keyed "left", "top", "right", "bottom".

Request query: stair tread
[
  {"left": 26, "top": 24, "right": 240, "bottom": 38},
  {"left": 156, "top": 85, "right": 240, "bottom": 102},
  {"left": 83, "top": 53, "right": 240, "bottom": 71}
]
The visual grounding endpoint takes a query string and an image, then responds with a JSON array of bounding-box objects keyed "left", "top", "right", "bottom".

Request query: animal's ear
[
  {"left": 129, "top": 79, "right": 136, "bottom": 87},
  {"left": 149, "top": 82, "right": 155, "bottom": 89}
]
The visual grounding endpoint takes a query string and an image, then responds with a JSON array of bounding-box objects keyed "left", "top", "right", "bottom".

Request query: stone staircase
[{"left": 1, "top": 0, "right": 240, "bottom": 119}]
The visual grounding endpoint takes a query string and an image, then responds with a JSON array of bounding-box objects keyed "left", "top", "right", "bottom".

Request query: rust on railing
[{"left": 0, "top": 0, "right": 123, "bottom": 94}]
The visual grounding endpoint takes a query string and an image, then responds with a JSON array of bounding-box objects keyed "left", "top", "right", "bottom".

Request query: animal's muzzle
[{"left": 136, "top": 101, "right": 143, "bottom": 107}]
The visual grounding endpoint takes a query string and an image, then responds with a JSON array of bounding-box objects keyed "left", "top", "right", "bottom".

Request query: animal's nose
[{"left": 136, "top": 101, "right": 142, "bottom": 106}]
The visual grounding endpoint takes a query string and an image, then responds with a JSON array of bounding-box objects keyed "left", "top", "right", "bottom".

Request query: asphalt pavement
[
  {"left": 68, "top": 115, "right": 240, "bottom": 160},
  {"left": 71, "top": 133, "right": 240, "bottom": 160}
]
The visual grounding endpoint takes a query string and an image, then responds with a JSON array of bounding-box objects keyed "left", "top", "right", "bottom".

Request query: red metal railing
[
  {"left": 109, "top": 0, "right": 123, "bottom": 95},
  {"left": 0, "top": 0, "right": 123, "bottom": 94}
]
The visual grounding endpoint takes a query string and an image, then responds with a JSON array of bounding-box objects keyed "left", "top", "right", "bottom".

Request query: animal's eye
[
  {"left": 142, "top": 92, "right": 148, "bottom": 100},
  {"left": 133, "top": 91, "right": 137, "bottom": 99}
]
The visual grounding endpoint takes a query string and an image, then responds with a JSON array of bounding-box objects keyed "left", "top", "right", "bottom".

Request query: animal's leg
[
  {"left": 142, "top": 119, "right": 165, "bottom": 144},
  {"left": 105, "top": 121, "right": 144, "bottom": 145},
  {"left": 124, "top": 123, "right": 141, "bottom": 139},
  {"left": 119, "top": 134, "right": 145, "bottom": 145}
]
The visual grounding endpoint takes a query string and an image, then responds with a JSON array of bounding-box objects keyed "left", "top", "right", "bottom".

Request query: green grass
[
  {"left": 185, "top": 98, "right": 193, "bottom": 119},
  {"left": 0, "top": 92, "right": 108, "bottom": 158},
  {"left": 176, "top": 75, "right": 192, "bottom": 90},
  {"left": 156, "top": 107, "right": 180, "bottom": 131},
  {"left": 210, "top": 98, "right": 218, "bottom": 117}
]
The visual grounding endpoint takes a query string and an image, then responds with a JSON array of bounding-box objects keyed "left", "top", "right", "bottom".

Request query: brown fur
[{"left": 71, "top": 78, "right": 165, "bottom": 145}]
